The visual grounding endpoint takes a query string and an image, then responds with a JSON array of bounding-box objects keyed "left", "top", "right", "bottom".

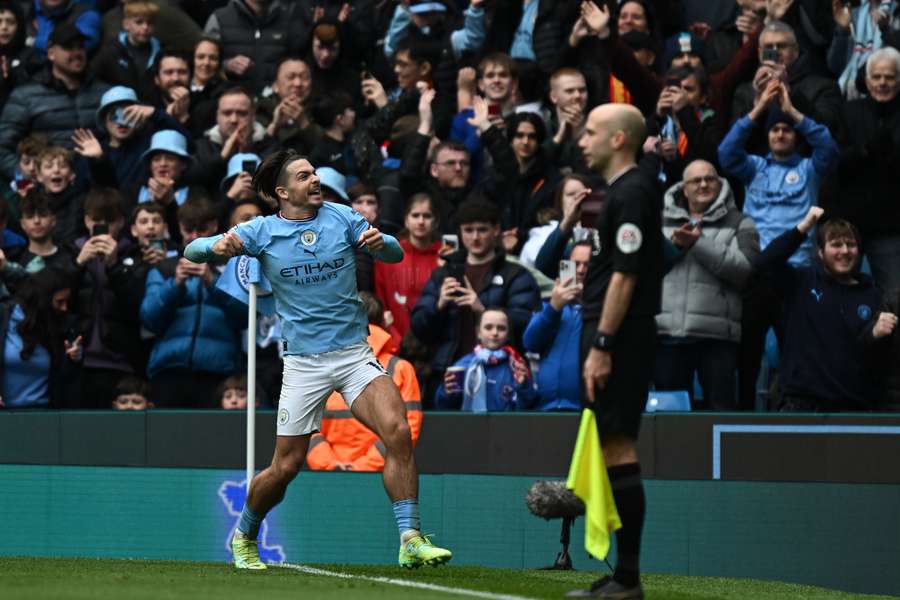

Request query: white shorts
[{"left": 276, "top": 343, "right": 387, "bottom": 436}]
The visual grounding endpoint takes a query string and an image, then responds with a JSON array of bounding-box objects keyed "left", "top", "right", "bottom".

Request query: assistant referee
[{"left": 566, "top": 104, "right": 663, "bottom": 600}]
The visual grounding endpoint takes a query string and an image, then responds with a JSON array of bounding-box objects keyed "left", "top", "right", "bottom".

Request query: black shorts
[{"left": 580, "top": 317, "right": 657, "bottom": 440}]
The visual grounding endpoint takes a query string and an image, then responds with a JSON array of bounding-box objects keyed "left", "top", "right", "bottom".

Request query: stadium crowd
[{"left": 0, "top": 0, "right": 898, "bottom": 417}]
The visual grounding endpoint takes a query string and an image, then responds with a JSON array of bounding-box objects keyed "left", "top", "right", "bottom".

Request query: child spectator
[
  {"left": 309, "top": 92, "right": 357, "bottom": 176},
  {"left": 35, "top": 146, "right": 85, "bottom": 243},
  {"left": 3, "top": 134, "right": 49, "bottom": 224},
  {"left": 91, "top": 1, "right": 161, "bottom": 98},
  {"left": 112, "top": 375, "right": 152, "bottom": 410},
  {"left": 435, "top": 307, "right": 536, "bottom": 411},
  {"left": 8, "top": 189, "right": 76, "bottom": 276},
  {"left": 219, "top": 374, "right": 251, "bottom": 410}
]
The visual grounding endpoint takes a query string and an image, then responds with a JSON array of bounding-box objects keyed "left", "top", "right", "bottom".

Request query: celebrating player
[{"left": 184, "top": 150, "right": 452, "bottom": 570}]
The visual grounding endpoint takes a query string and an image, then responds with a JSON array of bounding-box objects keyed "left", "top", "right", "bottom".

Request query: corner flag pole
[{"left": 246, "top": 282, "right": 258, "bottom": 491}]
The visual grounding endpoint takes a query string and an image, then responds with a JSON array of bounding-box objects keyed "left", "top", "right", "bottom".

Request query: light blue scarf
[
  {"left": 137, "top": 186, "right": 189, "bottom": 206},
  {"left": 839, "top": 2, "right": 892, "bottom": 99},
  {"left": 462, "top": 346, "right": 511, "bottom": 412}
]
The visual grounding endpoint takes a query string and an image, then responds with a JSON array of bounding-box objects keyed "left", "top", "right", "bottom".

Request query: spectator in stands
[
  {"left": 306, "top": 20, "right": 362, "bottom": 103},
  {"left": 411, "top": 199, "right": 540, "bottom": 403},
  {"left": 139, "top": 198, "right": 244, "bottom": 408},
  {"left": 123, "top": 202, "right": 171, "bottom": 294},
  {"left": 221, "top": 152, "right": 263, "bottom": 223},
  {"left": 307, "top": 292, "right": 422, "bottom": 471},
  {"left": 195, "top": 87, "right": 276, "bottom": 192},
  {"left": 72, "top": 86, "right": 187, "bottom": 191},
  {"left": 229, "top": 199, "right": 263, "bottom": 227},
  {"left": 257, "top": 58, "right": 321, "bottom": 156},
  {"left": 532, "top": 174, "right": 593, "bottom": 279},
  {"left": 112, "top": 375, "right": 152, "bottom": 410},
  {"left": 545, "top": 67, "right": 589, "bottom": 173},
  {"left": 91, "top": 1, "right": 161, "bottom": 98},
  {"left": 348, "top": 182, "right": 378, "bottom": 226},
  {"left": 309, "top": 91, "right": 357, "bottom": 176},
  {"left": 36, "top": 146, "right": 86, "bottom": 244},
  {"left": 0, "top": 266, "right": 80, "bottom": 408},
  {"left": 827, "top": 0, "right": 900, "bottom": 100},
  {"left": 100, "top": 0, "right": 202, "bottom": 53},
  {"left": 434, "top": 307, "right": 535, "bottom": 410},
  {"left": 732, "top": 21, "right": 842, "bottom": 139},
  {"left": 148, "top": 49, "right": 192, "bottom": 125},
  {"left": 219, "top": 374, "right": 251, "bottom": 410},
  {"left": 834, "top": 47, "right": 900, "bottom": 293},
  {"left": 654, "top": 160, "right": 759, "bottom": 410},
  {"left": 473, "top": 102, "right": 560, "bottom": 254},
  {"left": 7, "top": 190, "right": 75, "bottom": 276},
  {"left": 0, "top": 199, "right": 24, "bottom": 255},
  {"left": 882, "top": 287, "right": 900, "bottom": 411},
  {"left": 375, "top": 193, "right": 442, "bottom": 341},
  {"left": 522, "top": 240, "right": 591, "bottom": 411},
  {"left": 72, "top": 188, "right": 148, "bottom": 408},
  {"left": 757, "top": 207, "right": 897, "bottom": 411},
  {"left": 204, "top": 0, "right": 304, "bottom": 95},
  {"left": 0, "top": 23, "right": 108, "bottom": 180},
  {"left": 33, "top": 0, "right": 102, "bottom": 57},
  {"left": 719, "top": 78, "right": 839, "bottom": 409},
  {"left": 705, "top": 0, "right": 766, "bottom": 74},
  {"left": 188, "top": 37, "right": 228, "bottom": 138},
  {"left": 0, "top": 0, "right": 38, "bottom": 109},
  {"left": 3, "top": 134, "right": 49, "bottom": 217}
]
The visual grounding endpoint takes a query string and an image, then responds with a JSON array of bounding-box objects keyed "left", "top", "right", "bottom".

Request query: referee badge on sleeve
[{"left": 616, "top": 223, "right": 643, "bottom": 254}]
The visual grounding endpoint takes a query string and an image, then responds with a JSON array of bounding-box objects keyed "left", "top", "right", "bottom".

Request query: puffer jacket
[
  {"left": 305, "top": 324, "right": 422, "bottom": 472},
  {"left": 139, "top": 257, "right": 245, "bottom": 378},
  {"left": 0, "top": 67, "right": 108, "bottom": 179},
  {"left": 32, "top": 0, "right": 101, "bottom": 55},
  {"left": 410, "top": 250, "right": 541, "bottom": 374},
  {"left": 717, "top": 114, "right": 839, "bottom": 265},
  {"left": 204, "top": 0, "right": 303, "bottom": 94},
  {"left": 656, "top": 179, "right": 759, "bottom": 343},
  {"left": 485, "top": 0, "right": 574, "bottom": 76}
]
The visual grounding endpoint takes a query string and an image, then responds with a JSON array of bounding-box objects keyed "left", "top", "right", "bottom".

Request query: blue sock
[
  {"left": 392, "top": 499, "right": 421, "bottom": 538},
  {"left": 237, "top": 505, "right": 263, "bottom": 539}
]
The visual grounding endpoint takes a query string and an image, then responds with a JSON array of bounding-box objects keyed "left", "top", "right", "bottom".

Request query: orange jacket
[{"left": 306, "top": 325, "right": 423, "bottom": 471}]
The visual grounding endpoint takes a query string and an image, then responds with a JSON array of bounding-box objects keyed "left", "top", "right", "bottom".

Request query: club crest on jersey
[
  {"left": 300, "top": 230, "right": 317, "bottom": 246},
  {"left": 616, "top": 223, "right": 643, "bottom": 254}
]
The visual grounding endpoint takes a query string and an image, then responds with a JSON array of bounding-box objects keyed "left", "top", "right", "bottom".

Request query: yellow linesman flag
[{"left": 566, "top": 408, "right": 621, "bottom": 559}]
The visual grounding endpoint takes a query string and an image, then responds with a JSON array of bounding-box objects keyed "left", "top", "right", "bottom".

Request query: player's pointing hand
[
  {"left": 211, "top": 231, "right": 244, "bottom": 258},
  {"left": 358, "top": 227, "right": 385, "bottom": 252}
]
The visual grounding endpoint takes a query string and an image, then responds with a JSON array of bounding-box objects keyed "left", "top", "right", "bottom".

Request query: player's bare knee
[
  {"left": 383, "top": 419, "right": 412, "bottom": 451},
  {"left": 273, "top": 454, "right": 304, "bottom": 482}
]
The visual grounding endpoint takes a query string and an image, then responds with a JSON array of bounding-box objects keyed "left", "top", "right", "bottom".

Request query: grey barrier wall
[{"left": 3, "top": 411, "right": 900, "bottom": 483}]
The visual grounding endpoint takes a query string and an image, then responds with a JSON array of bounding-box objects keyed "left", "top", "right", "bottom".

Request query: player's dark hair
[
  {"left": 253, "top": 150, "right": 307, "bottom": 202},
  {"left": 358, "top": 291, "right": 385, "bottom": 327},
  {"left": 455, "top": 198, "right": 500, "bottom": 227}
]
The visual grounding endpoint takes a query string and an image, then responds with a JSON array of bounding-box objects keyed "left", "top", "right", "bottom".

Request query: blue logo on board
[{"left": 219, "top": 480, "right": 286, "bottom": 563}]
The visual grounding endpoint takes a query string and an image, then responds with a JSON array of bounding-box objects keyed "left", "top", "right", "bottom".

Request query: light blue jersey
[{"left": 185, "top": 202, "right": 403, "bottom": 356}]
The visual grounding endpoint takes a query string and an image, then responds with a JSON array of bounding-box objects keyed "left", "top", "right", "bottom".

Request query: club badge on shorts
[
  {"left": 300, "top": 230, "right": 317, "bottom": 246},
  {"left": 278, "top": 408, "right": 290, "bottom": 426},
  {"left": 616, "top": 223, "right": 643, "bottom": 254}
]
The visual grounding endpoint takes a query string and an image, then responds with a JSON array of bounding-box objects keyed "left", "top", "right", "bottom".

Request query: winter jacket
[
  {"left": 411, "top": 250, "right": 541, "bottom": 374},
  {"left": 718, "top": 114, "right": 839, "bottom": 265},
  {"left": 0, "top": 68, "right": 108, "bottom": 179},
  {"left": 755, "top": 227, "right": 887, "bottom": 409},
  {"left": 192, "top": 122, "right": 278, "bottom": 193},
  {"left": 139, "top": 257, "right": 245, "bottom": 378},
  {"left": 306, "top": 325, "right": 422, "bottom": 471},
  {"left": 484, "top": 0, "right": 575, "bottom": 76},
  {"left": 522, "top": 301, "right": 582, "bottom": 411},
  {"left": 656, "top": 179, "right": 759, "bottom": 343},
  {"left": 256, "top": 93, "right": 323, "bottom": 156},
  {"left": 374, "top": 238, "right": 440, "bottom": 340},
  {"left": 399, "top": 132, "right": 471, "bottom": 233},
  {"left": 204, "top": 0, "right": 304, "bottom": 95},
  {"left": 32, "top": 0, "right": 101, "bottom": 56},
  {"left": 434, "top": 346, "right": 537, "bottom": 410},
  {"left": 90, "top": 32, "right": 161, "bottom": 102},
  {"left": 71, "top": 236, "right": 148, "bottom": 374},
  {"left": 832, "top": 96, "right": 900, "bottom": 237}
]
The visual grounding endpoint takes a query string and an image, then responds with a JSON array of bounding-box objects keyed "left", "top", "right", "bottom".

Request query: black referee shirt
[{"left": 582, "top": 166, "right": 664, "bottom": 323}]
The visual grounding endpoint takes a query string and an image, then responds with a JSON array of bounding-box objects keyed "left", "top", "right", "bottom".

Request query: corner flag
[
  {"left": 566, "top": 408, "right": 621, "bottom": 559},
  {"left": 215, "top": 256, "right": 276, "bottom": 316}
]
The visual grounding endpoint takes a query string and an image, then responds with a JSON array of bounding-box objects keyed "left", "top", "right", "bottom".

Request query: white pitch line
[{"left": 279, "top": 563, "right": 538, "bottom": 600}]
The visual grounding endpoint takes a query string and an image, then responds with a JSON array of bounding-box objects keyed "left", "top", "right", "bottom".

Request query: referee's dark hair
[{"left": 253, "top": 149, "right": 303, "bottom": 200}]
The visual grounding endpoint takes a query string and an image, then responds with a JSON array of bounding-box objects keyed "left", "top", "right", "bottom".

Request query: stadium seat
[{"left": 645, "top": 390, "right": 691, "bottom": 412}]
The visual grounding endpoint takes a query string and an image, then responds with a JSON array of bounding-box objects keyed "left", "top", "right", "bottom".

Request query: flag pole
[{"left": 246, "top": 282, "right": 258, "bottom": 491}]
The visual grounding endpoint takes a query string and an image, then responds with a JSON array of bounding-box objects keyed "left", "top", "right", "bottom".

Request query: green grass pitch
[{"left": 0, "top": 558, "right": 896, "bottom": 600}]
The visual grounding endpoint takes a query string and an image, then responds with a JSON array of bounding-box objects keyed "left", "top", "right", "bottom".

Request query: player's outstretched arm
[
  {"left": 184, "top": 231, "right": 244, "bottom": 263},
  {"left": 358, "top": 228, "right": 404, "bottom": 263}
]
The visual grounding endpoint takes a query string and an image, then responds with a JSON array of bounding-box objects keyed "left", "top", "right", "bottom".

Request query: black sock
[{"left": 607, "top": 463, "right": 645, "bottom": 587}]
